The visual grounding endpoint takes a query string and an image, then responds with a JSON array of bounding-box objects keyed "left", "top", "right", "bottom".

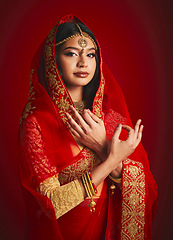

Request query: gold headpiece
[{"left": 55, "top": 23, "right": 97, "bottom": 50}]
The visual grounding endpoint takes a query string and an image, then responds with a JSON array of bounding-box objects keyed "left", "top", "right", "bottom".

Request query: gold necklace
[{"left": 73, "top": 100, "right": 86, "bottom": 114}]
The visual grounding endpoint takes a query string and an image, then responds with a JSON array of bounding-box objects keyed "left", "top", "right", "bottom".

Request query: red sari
[{"left": 18, "top": 14, "right": 157, "bottom": 240}]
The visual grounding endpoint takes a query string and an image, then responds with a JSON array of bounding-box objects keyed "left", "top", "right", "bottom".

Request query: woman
[{"left": 18, "top": 14, "right": 157, "bottom": 240}]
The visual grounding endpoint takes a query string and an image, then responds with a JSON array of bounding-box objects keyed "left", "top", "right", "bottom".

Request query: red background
[{"left": 0, "top": 0, "right": 172, "bottom": 239}]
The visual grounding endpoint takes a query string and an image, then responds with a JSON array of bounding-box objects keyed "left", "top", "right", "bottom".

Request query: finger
[
  {"left": 65, "top": 112, "right": 84, "bottom": 136},
  {"left": 70, "top": 105, "right": 88, "bottom": 129},
  {"left": 134, "top": 119, "right": 142, "bottom": 136},
  {"left": 112, "top": 123, "right": 122, "bottom": 140},
  {"left": 122, "top": 125, "right": 133, "bottom": 132},
  {"left": 66, "top": 122, "right": 81, "bottom": 139},
  {"left": 135, "top": 125, "right": 144, "bottom": 146},
  {"left": 137, "top": 124, "right": 144, "bottom": 140},
  {"left": 122, "top": 125, "right": 134, "bottom": 138},
  {"left": 82, "top": 109, "right": 97, "bottom": 127},
  {"left": 87, "top": 109, "right": 101, "bottom": 124}
]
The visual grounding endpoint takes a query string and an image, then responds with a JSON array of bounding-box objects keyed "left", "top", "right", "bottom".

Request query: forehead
[{"left": 60, "top": 36, "right": 95, "bottom": 50}]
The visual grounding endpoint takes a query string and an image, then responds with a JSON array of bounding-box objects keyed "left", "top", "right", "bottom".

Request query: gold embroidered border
[
  {"left": 92, "top": 59, "right": 104, "bottom": 119},
  {"left": 44, "top": 24, "right": 73, "bottom": 124},
  {"left": 121, "top": 159, "right": 145, "bottom": 240}
]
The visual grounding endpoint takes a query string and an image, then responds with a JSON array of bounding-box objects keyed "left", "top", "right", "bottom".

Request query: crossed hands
[{"left": 66, "top": 106, "right": 143, "bottom": 174}]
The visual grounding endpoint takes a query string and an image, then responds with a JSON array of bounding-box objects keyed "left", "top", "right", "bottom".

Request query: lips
[{"left": 74, "top": 72, "right": 89, "bottom": 78}]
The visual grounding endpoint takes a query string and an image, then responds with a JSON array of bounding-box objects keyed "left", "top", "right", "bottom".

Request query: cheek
[
  {"left": 60, "top": 59, "right": 75, "bottom": 74},
  {"left": 91, "top": 60, "right": 97, "bottom": 76},
  {"left": 58, "top": 58, "right": 67, "bottom": 72},
  {"left": 60, "top": 62, "right": 75, "bottom": 83}
]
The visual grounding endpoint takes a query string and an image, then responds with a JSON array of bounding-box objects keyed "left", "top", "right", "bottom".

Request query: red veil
[{"left": 18, "top": 14, "right": 157, "bottom": 239}]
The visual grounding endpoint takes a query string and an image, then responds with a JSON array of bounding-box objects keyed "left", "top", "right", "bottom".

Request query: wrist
[
  {"left": 111, "top": 162, "right": 123, "bottom": 178},
  {"left": 96, "top": 139, "right": 110, "bottom": 161},
  {"left": 109, "top": 173, "right": 122, "bottom": 183},
  {"left": 105, "top": 154, "right": 120, "bottom": 172}
]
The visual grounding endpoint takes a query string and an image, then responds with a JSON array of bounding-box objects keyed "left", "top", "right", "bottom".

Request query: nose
[{"left": 77, "top": 55, "right": 88, "bottom": 68}]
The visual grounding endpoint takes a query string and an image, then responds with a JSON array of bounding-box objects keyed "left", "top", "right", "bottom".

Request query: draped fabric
[{"left": 18, "top": 14, "right": 157, "bottom": 239}]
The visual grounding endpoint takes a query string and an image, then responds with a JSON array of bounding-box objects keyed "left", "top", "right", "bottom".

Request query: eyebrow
[{"left": 63, "top": 47, "right": 96, "bottom": 51}]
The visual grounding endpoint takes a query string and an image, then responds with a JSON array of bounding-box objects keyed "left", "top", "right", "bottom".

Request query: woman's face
[{"left": 57, "top": 36, "right": 96, "bottom": 89}]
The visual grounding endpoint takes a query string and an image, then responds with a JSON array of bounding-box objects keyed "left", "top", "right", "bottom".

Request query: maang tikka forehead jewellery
[
  {"left": 75, "top": 23, "right": 88, "bottom": 49},
  {"left": 55, "top": 23, "right": 97, "bottom": 50}
]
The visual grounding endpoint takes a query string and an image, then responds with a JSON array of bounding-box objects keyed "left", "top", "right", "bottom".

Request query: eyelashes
[
  {"left": 87, "top": 53, "right": 96, "bottom": 58},
  {"left": 64, "top": 51, "right": 96, "bottom": 58},
  {"left": 64, "top": 52, "right": 77, "bottom": 56}
]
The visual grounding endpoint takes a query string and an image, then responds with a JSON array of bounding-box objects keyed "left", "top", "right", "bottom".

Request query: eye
[
  {"left": 87, "top": 53, "right": 96, "bottom": 58},
  {"left": 64, "top": 51, "right": 77, "bottom": 57}
]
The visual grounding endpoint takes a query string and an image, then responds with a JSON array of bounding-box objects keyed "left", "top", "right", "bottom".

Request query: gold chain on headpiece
[
  {"left": 75, "top": 23, "right": 88, "bottom": 49},
  {"left": 55, "top": 23, "right": 97, "bottom": 50},
  {"left": 75, "top": 23, "right": 84, "bottom": 36}
]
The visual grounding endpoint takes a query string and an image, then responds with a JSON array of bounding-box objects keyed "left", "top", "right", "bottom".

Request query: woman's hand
[
  {"left": 87, "top": 120, "right": 143, "bottom": 188},
  {"left": 107, "top": 119, "right": 144, "bottom": 171},
  {"left": 66, "top": 106, "right": 109, "bottom": 160}
]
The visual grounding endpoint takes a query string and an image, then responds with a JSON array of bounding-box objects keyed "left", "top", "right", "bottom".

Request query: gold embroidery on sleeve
[
  {"left": 39, "top": 175, "right": 84, "bottom": 219},
  {"left": 58, "top": 148, "right": 101, "bottom": 185},
  {"left": 121, "top": 159, "right": 145, "bottom": 240}
]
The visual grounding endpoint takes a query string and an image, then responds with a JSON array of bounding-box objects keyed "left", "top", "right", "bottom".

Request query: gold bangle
[
  {"left": 84, "top": 173, "right": 93, "bottom": 197},
  {"left": 109, "top": 174, "right": 122, "bottom": 183},
  {"left": 82, "top": 173, "right": 97, "bottom": 213},
  {"left": 82, "top": 174, "right": 93, "bottom": 198},
  {"left": 86, "top": 172, "right": 96, "bottom": 196},
  {"left": 81, "top": 174, "right": 91, "bottom": 198}
]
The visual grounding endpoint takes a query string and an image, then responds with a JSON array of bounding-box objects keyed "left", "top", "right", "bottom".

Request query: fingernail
[
  {"left": 69, "top": 105, "right": 74, "bottom": 110},
  {"left": 84, "top": 109, "right": 89, "bottom": 113}
]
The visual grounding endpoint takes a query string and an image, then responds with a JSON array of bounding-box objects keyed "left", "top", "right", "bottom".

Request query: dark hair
[{"left": 55, "top": 22, "right": 100, "bottom": 111}]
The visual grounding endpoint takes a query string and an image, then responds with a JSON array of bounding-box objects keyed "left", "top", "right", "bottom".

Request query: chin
[{"left": 74, "top": 79, "right": 92, "bottom": 87}]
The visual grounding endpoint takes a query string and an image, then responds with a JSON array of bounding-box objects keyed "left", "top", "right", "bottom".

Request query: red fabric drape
[{"left": 18, "top": 14, "right": 157, "bottom": 239}]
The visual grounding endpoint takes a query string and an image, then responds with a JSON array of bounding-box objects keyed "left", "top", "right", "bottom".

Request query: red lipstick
[{"left": 74, "top": 72, "right": 89, "bottom": 78}]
